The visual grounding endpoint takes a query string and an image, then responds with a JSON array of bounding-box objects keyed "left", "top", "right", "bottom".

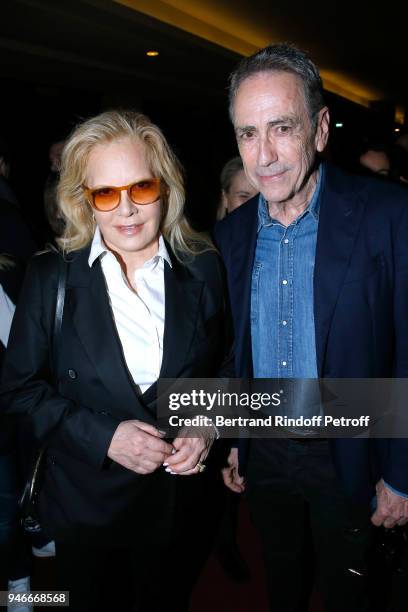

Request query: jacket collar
[
  {"left": 65, "top": 241, "right": 204, "bottom": 416},
  {"left": 223, "top": 161, "right": 367, "bottom": 378}
]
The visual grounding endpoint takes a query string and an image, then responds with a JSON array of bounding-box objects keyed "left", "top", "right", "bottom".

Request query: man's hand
[
  {"left": 164, "top": 426, "right": 215, "bottom": 475},
  {"left": 371, "top": 478, "right": 408, "bottom": 528},
  {"left": 222, "top": 448, "right": 245, "bottom": 493},
  {"left": 107, "top": 420, "right": 173, "bottom": 474}
]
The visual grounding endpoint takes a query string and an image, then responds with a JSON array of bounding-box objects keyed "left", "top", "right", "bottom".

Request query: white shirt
[
  {"left": 88, "top": 228, "right": 172, "bottom": 393},
  {"left": 0, "top": 284, "right": 15, "bottom": 348}
]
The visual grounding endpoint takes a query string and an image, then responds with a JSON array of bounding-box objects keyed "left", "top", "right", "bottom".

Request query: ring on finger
[{"left": 196, "top": 462, "right": 206, "bottom": 473}]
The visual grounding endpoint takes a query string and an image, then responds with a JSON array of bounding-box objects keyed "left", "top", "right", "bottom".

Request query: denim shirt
[
  {"left": 251, "top": 167, "right": 322, "bottom": 378},
  {"left": 251, "top": 168, "right": 323, "bottom": 426}
]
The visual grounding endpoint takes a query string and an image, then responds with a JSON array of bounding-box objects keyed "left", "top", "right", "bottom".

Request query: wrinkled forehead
[{"left": 232, "top": 70, "right": 309, "bottom": 125}]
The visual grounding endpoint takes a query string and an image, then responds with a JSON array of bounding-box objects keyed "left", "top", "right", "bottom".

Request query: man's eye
[
  {"left": 277, "top": 125, "right": 291, "bottom": 134},
  {"left": 240, "top": 131, "right": 255, "bottom": 140}
]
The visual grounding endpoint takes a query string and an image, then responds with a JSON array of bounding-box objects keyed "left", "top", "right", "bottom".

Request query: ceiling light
[
  {"left": 146, "top": 50, "right": 159, "bottom": 57},
  {"left": 394, "top": 128, "right": 400, "bottom": 132},
  {"left": 335, "top": 123, "right": 343, "bottom": 128}
]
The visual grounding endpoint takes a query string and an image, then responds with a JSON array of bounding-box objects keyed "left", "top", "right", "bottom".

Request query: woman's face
[{"left": 85, "top": 137, "right": 162, "bottom": 267}]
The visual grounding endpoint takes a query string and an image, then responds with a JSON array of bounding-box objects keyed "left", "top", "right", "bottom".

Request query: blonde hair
[
  {"left": 217, "top": 156, "right": 245, "bottom": 221},
  {"left": 57, "top": 110, "right": 213, "bottom": 258}
]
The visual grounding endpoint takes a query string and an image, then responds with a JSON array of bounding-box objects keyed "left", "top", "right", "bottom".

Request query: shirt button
[
  {"left": 282, "top": 361, "right": 287, "bottom": 366},
  {"left": 68, "top": 369, "right": 77, "bottom": 380},
  {"left": 284, "top": 238, "right": 289, "bottom": 244},
  {"left": 282, "top": 280, "right": 288, "bottom": 285},
  {"left": 282, "top": 320, "right": 287, "bottom": 326}
]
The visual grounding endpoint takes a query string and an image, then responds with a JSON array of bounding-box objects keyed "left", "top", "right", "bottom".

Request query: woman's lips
[{"left": 115, "top": 223, "right": 144, "bottom": 235}]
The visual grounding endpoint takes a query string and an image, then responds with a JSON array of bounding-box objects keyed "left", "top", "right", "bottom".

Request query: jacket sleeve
[
  {"left": 383, "top": 203, "right": 408, "bottom": 494},
  {"left": 0, "top": 255, "right": 120, "bottom": 469}
]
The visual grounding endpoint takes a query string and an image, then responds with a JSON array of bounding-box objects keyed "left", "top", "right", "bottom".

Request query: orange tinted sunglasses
[{"left": 83, "top": 178, "right": 161, "bottom": 212}]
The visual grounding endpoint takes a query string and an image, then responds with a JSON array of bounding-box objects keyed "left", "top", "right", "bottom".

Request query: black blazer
[
  {"left": 0, "top": 244, "right": 233, "bottom": 542},
  {"left": 214, "top": 162, "right": 408, "bottom": 503},
  {"left": 0, "top": 259, "right": 24, "bottom": 454}
]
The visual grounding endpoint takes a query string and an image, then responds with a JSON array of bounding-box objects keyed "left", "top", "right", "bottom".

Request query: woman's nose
[{"left": 117, "top": 190, "right": 138, "bottom": 215}]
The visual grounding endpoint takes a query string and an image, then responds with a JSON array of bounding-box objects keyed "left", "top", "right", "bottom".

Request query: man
[
  {"left": 217, "top": 155, "right": 258, "bottom": 218},
  {"left": 214, "top": 44, "right": 408, "bottom": 612},
  {"left": 44, "top": 139, "right": 67, "bottom": 240},
  {"left": 359, "top": 142, "right": 390, "bottom": 177},
  {"left": 0, "top": 136, "right": 37, "bottom": 263},
  {"left": 0, "top": 137, "right": 19, "bottom": 207}
]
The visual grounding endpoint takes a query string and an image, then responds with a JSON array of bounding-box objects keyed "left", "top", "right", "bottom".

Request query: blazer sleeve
[
  {"left": 383, "top": 203, "right": 408, "bottom": 493},
  {"left": 213, "top": 252, "right": 235, "bottom": 379},
  {"left": 0, "top": 255, "right": 120, "bottom": 469}
]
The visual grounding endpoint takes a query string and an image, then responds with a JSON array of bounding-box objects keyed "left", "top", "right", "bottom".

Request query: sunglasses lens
[
  {"left": 92, "top": 187, "right": 120, "bottom": 211},
  {"left": 129, "top": 179, "right": 160, "bottom": 205}
]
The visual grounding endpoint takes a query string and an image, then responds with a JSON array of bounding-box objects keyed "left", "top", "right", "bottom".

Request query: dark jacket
[
  {"left": 214, "top": 162, "right": 408, "bottom": 503},
  {"left": 0, "top": 244, "right": 233, "bottom": 542},
  {"left": 0, "top": 258, "right": 24, "bottom": 454}
]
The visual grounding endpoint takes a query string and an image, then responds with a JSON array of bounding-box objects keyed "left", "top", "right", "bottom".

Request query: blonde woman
[
  {"left": 217, "top": 156, "right": 257, "bottom": 220},
  {"left": 1, "top": 111, "right": 233, "bottom": 612}
]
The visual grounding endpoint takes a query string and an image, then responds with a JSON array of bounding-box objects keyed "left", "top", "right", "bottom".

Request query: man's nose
[{"left": 257, "top": 134, "right": 278, "bottom": 166}]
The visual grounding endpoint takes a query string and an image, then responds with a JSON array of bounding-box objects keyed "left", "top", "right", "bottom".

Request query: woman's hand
[
  {"left": 164, "top": 426, "right": 216, "bottom": 475},
  {"left": 107, "top": 420, "right": 174, "bottom": 474}
]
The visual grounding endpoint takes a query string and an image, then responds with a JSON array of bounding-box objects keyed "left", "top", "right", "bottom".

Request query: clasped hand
[{"left": 107, "top": 420, "right": 214, "bottom": 475}]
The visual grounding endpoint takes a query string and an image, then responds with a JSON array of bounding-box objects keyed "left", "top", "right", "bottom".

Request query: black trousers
[
  {"left": 246, "top": 438, "right": 372, "bottom": 612},
  {"left": 54, "top": 469, "right": 224, "bottom": 612},
  {"left": 56, "top": 539, "right": 199, "bottom": 612}
]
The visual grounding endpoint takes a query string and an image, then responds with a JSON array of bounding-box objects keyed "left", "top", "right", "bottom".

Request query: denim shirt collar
[{"left": 258, "top": 162, "right": 324, "bottom": 231}]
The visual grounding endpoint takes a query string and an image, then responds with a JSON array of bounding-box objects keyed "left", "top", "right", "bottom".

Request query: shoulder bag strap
[{"left": 52, "top": 255, "right": 68, "bottom": 374}]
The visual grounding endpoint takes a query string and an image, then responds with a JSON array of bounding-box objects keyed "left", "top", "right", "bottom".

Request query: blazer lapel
[
  {"left": 229, "top": 198, "right": 258, "bottom": 378},
  {"left": 159, "top": 257, "right": 204, "bottom": 379},
  {"left": 314, "top": 164, "right": 367, "bottom": 375},
  {"left": 67, "top": 245, "right": 205, "bottom": 411},
  {"left": 67, "top": 249, "right": 139, "bottom": 414},
  {"left": 142, "top": 254, "right": 204, "bottom": 405}
]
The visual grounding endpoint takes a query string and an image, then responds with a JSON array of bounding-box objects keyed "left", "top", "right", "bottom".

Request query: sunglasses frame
[{"left": 82, "top": 178, "right": 161, "bottom": 212}]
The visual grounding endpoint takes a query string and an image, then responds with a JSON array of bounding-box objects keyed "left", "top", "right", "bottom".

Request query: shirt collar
[
  {"left": 257, "top": 162, "right": 324, "bottom": 231},
  {"left": 88, "top": 226, "right": 172, "bottom": 269}
]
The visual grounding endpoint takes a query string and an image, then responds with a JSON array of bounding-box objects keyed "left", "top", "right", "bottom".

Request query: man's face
[{"left": 233, "top": 71, "right": 329, "bottom": 205}]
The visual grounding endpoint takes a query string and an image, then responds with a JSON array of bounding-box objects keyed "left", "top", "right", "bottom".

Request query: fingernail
[
  {"left": 171, "top": 448, "right": 176, "bottom": 455},
  {"left": 163, "top": 462, "right": 169, "bottom": 467},
  {"left": 158, "top": 430, "right": 167, "bottom": 436}
]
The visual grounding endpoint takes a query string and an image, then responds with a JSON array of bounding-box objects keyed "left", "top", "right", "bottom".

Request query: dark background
[{"left": 0, "top": 0, "right": 406, "bottom": 236}]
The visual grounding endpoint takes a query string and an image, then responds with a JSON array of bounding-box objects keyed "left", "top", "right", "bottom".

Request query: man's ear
[{"left": 315, "top": 107, "right": 330, "bottom": 153}]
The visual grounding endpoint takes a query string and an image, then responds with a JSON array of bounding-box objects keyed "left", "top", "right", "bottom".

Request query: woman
[
  {"left": 217, "top": 156, "right": 257, "bottom": 220},
  {"left": 1, "top": 111, "right": 233, "bottom": 611}
]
